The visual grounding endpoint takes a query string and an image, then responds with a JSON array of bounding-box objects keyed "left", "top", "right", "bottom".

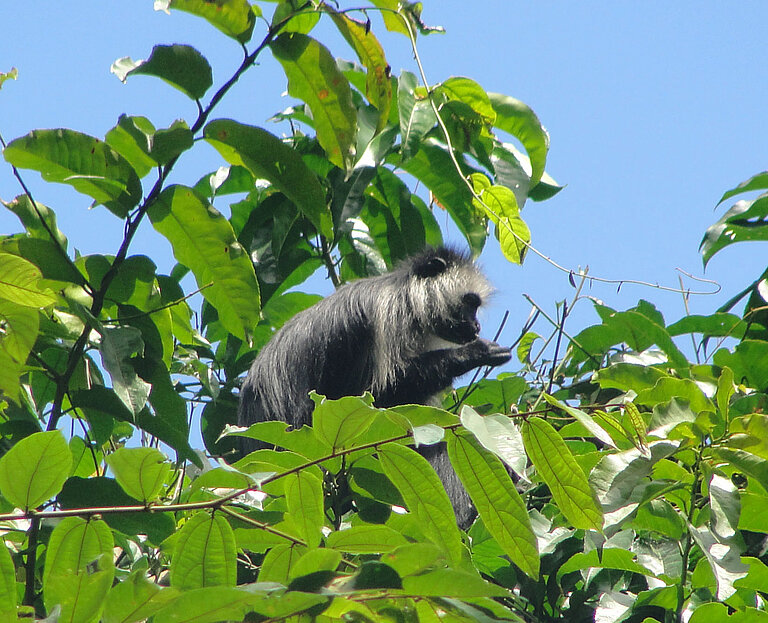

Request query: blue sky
[{"left": 1, "top": 2, "right": 767, "bottom": 357}]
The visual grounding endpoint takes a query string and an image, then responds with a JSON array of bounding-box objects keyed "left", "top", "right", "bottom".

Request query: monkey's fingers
[{"left": 475, "top": 339, "right": 512, "bottom": 367}]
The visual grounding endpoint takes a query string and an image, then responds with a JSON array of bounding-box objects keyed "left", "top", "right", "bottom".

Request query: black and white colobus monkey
[{"left": 238, "top": 246, "right": 512, "bottom": 526}]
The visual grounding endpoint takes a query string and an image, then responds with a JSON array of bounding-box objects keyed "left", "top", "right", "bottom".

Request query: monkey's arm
[{"left": 376, "top": 338, "right": 511, "bottom": 406}]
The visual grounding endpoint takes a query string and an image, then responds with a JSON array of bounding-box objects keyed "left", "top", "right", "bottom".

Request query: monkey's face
[{"left": 433, "top": 292, "right": 482, "bottom": 345}]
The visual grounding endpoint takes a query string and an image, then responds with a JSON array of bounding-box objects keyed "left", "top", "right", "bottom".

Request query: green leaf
[
  {"left": 0, "top": 299, "right": 39, "bottom": 402},
  {"left": 543, "top": 394, "right": 616, "bottom": 448},
  {"left": 713, "top": 448, "right": 768, "bottom": 493},
  {"left": 470, "top": 175, "right": 530, "bottom": 264},
  {"left": 717, "top": 170, "right": 768, "bottom": 204},
  {"left": 326, "top": 525, "right": 408, "bottom": 554},
  {"left": 0, "top": 543, "right": 16, "bottom": 617},
  {"left": 103, "top": 565, "right": 179, "bottom": 623},
  {"left": 558, "top": 548, "right": 657, "bottom": 578},
  {"left": 688, "top": 524, "right": 748, "bottom": 600},
  {"left": 136, "top": 357, "right": 199, "bottom": 466},
  {"left": 152, "top": 586, "right": 325, "bottom": 623},
  {"left": 148, "top": 185, "right": 260, "bottom": 340},
  {"left": 0, "top": 67, "right": 17, "bottom": 89},
  {"left": 112, "top": 44, "right": 212, "bottom": 100},
  {"left": 636, "top": 377, "right": 714, "bottom": 413},
  {"left": 521, "top": 417, "right": 603, "bottom": 531},
  {"left": 270, "top": 33, "right": 357, "bottom": 171},
  {"left": 401, "top": 139, "right": 486, "bottom": 255},
  {"left": 310, "top": 393, "right": 379, "bottom": 451},
  {"left": 515, "top": 331, "right": 539, "bottom": 364},
  {"left": 447, "top": 432, "right": 539, "bottom": 578},
  {"left": 397, "top": 71, "right": 437, "bottom": 162},
  {"left": 290, "top": 548, "right": 342, "bottom": 579},
  {"left": 258, "top": 544, "right": 306, "bottom": 584},
  {"left": 97, "top": 326, "right": 151, "bottom": 416},
  {"left": 441, "top": 77, "right": 495, "bottom": 124},
  {"left": 701, "top": 193, "right": 768, "bottom": 266},
  {"left": 0, "top": 252, "right": 56, "bottom": 307},
  {"left": 667, "top": 313, "right": 747, "bottom": 339},
  {"left": 714, "top": 340, "right": 768, "bottom": 391},
  {"left": 105, "top": 447, "right": 170, "bottom": 503},
  {"left": 285, "top": 471, "right": 324, "bottom": 548},
  {"left": 204, "top": 120, "right": 331, "bottom": 238},
  {"left": 170, "top": 512, "right": 237, "bottom": 589},
  {"left": 401, "top": 569, "right": 509, "bottom": 598},
  {"left": 327, "top": 9, "right": 392, "bottom": 127},
  {"left": 488, "top": 92, "right": 549, "bottom": 187},
  {"left": 596, "top": 362, "right": 668, "bottom": 394},
  {"left": 2, "top": 194, "right": 68, "bottom": 248},
  {"left": 0, "top": 430, "right": 71, "bottom": 509},
  {"left": 459, "top": 407, "right": 527, "bottom": 475},
  {"left": 156, "top": 0, "right": 257, "bottom": 43},
  {"left": 378, "top": 443, "right": 464, "bottom": 566},
  {"left": 272, "top": 2, "right": 320, "bottom": 35},
  {"left": 58, "top": 476, "right": 175, "bottom": 545},
  {"left": 3, "top": 129, "right": 141, "bottom": 217},
  {"left": 43, "top": 517, "right": 115, "bottom": 623}
]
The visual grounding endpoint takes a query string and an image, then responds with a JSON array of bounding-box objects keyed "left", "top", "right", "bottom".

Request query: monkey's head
[{"left": 407, "top": 247, "right": 493, "bottom": 346}]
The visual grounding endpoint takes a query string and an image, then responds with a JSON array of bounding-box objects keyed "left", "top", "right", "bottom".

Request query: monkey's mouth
[{"left": 435, "top": 323, "right": 479, "bottom": 345}]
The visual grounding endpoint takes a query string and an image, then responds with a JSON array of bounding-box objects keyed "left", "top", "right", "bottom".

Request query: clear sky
[{"left": 1, "top": 2, "right": 767, "bottom": 356}]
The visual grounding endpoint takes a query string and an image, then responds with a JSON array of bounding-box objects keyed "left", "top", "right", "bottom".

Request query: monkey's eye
[{"left": 462, "top": 293, "right": 481, "bottom": 308}]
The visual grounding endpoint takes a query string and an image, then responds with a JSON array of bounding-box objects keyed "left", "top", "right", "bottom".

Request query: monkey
[{"left": 237, "top": 246, "right": 512, "bottom": 527}]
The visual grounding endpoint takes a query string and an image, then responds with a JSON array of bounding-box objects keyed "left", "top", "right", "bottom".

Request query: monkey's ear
[{"left": 414, "top": 255, "right": 448, "bottom": 278}]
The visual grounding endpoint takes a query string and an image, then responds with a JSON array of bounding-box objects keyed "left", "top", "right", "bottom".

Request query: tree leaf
[
  {"left": 102, "top": 565, "right": 179, "bottom": 623},
  {"left": 43, "top": 517, "right": 115, "bottom": 622},
  {"left": 0, "top": 542, "right": 15, "bottom": 618},
  {"left": 0, "top": 298, "right": 39, "bottom": 402},
  {"left": 0, "top": 430, "right": 71, "bottom": 509},
  {"left": 310, "top": 393, "right": 379, "bottom": 451},
  {"left": 397, "top": 71, "right": 437, "bottom": 162},
  {"left": 285, "top": 472, "right": 324, "bottom": 548},
  {"left": 470, "top": 175, "right": 530, "bottom": 264},
  {"left": 105, "top": 447, "right": 170, "bottom": 503},
  {"left": 327, "top": 9, "right": 392, "bottom": 128},
  {"left": 204, "top": 120, "right": 331, "bottom": 238},
  {"left": 441, "top": 77, "right": 495, "bottom": 125},
  {"left": 270, "top": 33, "right": 357, "bottom": 171},
  {"left": 522, "top": 417, "right": 603, "bottom": 531},
  {"left": 459, "top": 407, "right": 527, "bottom": 476},
  {"left": 716, "top": 170, "right": 768, "bottom": 205},
  {"left": 401, "top": 139, "right": 486, "bottom": 256},
  {"left": 401, "top": 569, "right": 509, "bottom": 598},
  {"left": 97, "top": 325, "right": 151, "bottom": 417},
  {"left": 447, "top": 432, "right": 539, "bottom": 578},
  {"left": 543, "top": 394, "right": 616, "bottom": 448},
  {"left": 148, "top": 185, "right": 260, "bottom": 341},
  {"left": 156, "top": 0, "right": 257, "bottom": 43},
  {"left": 0, "top": 252, "right": 56, "bottom": 307},
  {"left": 378, "top": 443, "right": 464, "bottom": 567},
  {"left": 112, "top": 44, "right": 212, "bottom": 100},
  {"left": 2, "top": 194, "right": 68, "bottom": 248},
  {"left": 170, "top": 512, "right": 237, "bottom": 589},
  {"left": 3, "top": 129, "right": 141, "bottom": 217},
  {"left": 58, "top": 476, "right": 175, "bottom": 545},
  {"left": 488, "top": 92, "right": 550, "bottom": 187},
  {"left": 326, "top": 525, "right": 408, "bottom": 554}
]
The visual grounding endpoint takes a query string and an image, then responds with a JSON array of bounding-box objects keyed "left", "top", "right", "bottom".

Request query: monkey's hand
[{"left": 470, "top": 338, "right": 512, "bottom": 367}]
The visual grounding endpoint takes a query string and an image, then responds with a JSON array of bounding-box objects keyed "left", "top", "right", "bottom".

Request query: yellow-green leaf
[
  {"left": 43, "top": 517, "right": 115, "bottom": 623},
  {"left": 448, "top": 432, "right": 539, "bottom": 578},
  {"left": 270, "top": 33, "right": 357, "bottom": 172},
  {"left": 148, "top": 185, "right": 260, "bottom": 341},
  {"left": 0, "top": 431, "right": 71, "bottom": 509},
  {"left": 522, "top": 417, "right": 603, "bottom": 531},
  {"left": 170, "top": 512, "right": 237, "bottom": 589}
]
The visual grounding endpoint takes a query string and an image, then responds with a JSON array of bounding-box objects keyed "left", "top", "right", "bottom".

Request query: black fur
[{"left": 238, "top": 247, "right": 511, "bottom": 526}]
